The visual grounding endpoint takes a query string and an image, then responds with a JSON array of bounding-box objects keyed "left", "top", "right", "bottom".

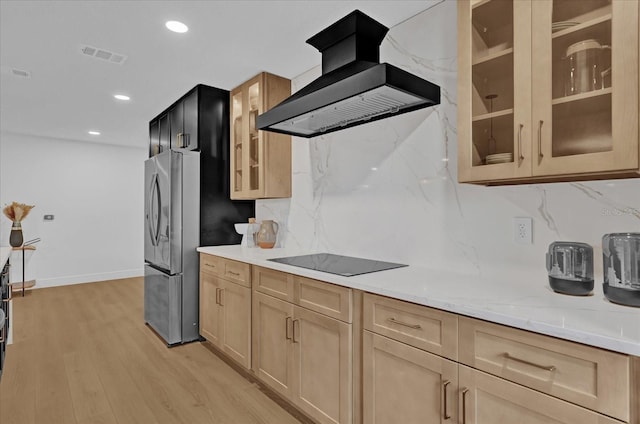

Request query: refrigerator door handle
[{"left": 148, "top": 173, "right": 161, "bottom": 246}]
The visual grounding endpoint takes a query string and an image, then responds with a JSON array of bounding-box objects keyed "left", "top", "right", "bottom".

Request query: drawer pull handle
[
  {"left": 285, "top": 316, "right": 292, "bottom": 340},
  {"left": 443, "top": 380, "right": 451, "bottom": 420},
  {"left": 503, "top": 353, "right": 556, "bottom": 372},
  {"left": 205, "top": 263, "right": 216, "bottom": 268},
  {"left": 387, "top": 317, "right": 421, "bottom": 329},
  {"left": 227, "top": 271, "right": 241, "bottom": 277},
  {"left": 461, "top": 388, "right": 469, "bottom": 424}
]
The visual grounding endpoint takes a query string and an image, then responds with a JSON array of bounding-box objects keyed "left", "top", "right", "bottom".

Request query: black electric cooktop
[{"left": 268, "top": 253, "right": 408, "bottom": 277}]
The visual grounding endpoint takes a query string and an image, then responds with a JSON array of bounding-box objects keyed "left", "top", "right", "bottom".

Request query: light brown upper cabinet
[
  {"left": 230, "top": 72, "right": 292, "bottom": 199},
  {"left": 458, "top": 0, "right": 639, "bottom": 184}
]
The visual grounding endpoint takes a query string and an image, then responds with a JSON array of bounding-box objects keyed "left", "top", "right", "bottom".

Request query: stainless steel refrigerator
[{"left": 144, "top": 150, "right": 200, "bottom": 345}]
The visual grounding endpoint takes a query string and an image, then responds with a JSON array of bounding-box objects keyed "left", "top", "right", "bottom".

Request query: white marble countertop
[
  {"left": 0, "top": 247, "right": 11, "bottom": 268},
  {"left": 198, "top": 245, "right": 640, "bottom": 356}
]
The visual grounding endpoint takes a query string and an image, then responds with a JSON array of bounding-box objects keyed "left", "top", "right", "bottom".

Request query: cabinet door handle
[
  {"left": 285, "top": 316, "right": 292, "bottom": 340},
  {"left": 517, "top": 123, "right": 524, "bottom": 162},
  {"left": 461, "top": 388, "right": 469, "bottom": 424},
  {"left": 443, "top": 380, "right": 451, "bottom": 420},
  {"left": 503, "top": 352, "right": 556, "bottom": 372},
  {"left": 538, "top": 120, "right": 544, "bottom": 160},
  {"left": 218, "top": 288, "right": 224, "bottom": 306},
  {"left": 387, "top": 317, "right": 421, "bottom": 329},
  {"left": 215, "top": 288, "right": 220, "bottom": 305},
  {"left": 292, "top": 319, "right": 300, "bottom": 343}
]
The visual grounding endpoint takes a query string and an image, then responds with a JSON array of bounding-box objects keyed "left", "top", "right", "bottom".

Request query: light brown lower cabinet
[
  {"left": 362, "top": 330, "right": 458, "bottom": 424},
  {"left": 199, "top": 271, "right": 251, "bottom": 369},
  {"left": 199, "top": 271, "right": 222, "bottom": 346},
  {"left": 198, "top": 259, "right": 639, "bottom": 424},
  {"left": 252, "top": 291, "right": 294, "bottom": 398},
  {"left": 458, "top": 365, "right": 621, "bottom": 424},
  {"left": 253, "top": 291, "right": 353, "bottom": 424}
]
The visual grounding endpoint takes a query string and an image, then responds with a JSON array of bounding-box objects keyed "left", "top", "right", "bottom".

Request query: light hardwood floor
[{"left": 0, "top": 277, "right": 302, "bottom": 424}]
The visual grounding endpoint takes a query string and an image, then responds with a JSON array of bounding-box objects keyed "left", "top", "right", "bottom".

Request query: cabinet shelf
[
  {"left": 552, "top": 13, "right": 612, "bottom": 39},
  {"left": 553, "top": 1, "right": 611, "bottom": 28},
  {"left": 472, "top": 108, "right": 514, "bottom": 122},
  {"left": 473, "top": 47, "right": 513, "bottom": 66},
  {"left": 552, "top": 87, "right": 612, "bottom": 106}
]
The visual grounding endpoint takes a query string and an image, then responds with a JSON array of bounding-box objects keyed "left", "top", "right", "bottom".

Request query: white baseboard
[{"left": 34, "top": 268, "right": 144, "bottom": 288}]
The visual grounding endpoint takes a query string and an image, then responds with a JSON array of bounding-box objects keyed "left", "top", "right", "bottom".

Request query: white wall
[
  {"left": 0, "top": 132, "right": 146, "bottom": 287},
  {"left": 256, "top": 1, "right": 640, "bottom": 287}
]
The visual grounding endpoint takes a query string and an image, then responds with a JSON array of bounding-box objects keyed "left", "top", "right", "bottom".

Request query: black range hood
[{"left": 257, "top": 10, "right": 440, "bottom": 138}]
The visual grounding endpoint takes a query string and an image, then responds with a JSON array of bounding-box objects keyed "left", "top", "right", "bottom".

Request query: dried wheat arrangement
[{"left": 3, "top": 202, "right": 35, "bottom": 222}]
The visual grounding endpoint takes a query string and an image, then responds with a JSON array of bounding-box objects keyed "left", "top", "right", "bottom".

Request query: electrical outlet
[{"left": 513, "top": 217, "right": 532, "bottom": 244}]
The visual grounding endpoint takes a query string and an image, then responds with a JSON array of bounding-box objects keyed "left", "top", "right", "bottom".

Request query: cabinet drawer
[
  {"left": 253, "top": 266, "right": 294, "bottom": 302},
  {"left": 221, "top": 258, "right": 251, "bottom": 287},
  {"left": 363, "top": 293, "right": 458, "bottom": 361},
  {"left": 458, "top": 365, "right": 622, "bottom": 424},
  {"left": 200, "top": 254, "right": 220, "bottom": 275},
  {"left": 459, "top": 317, "right": 630, "bottom": 422},
  {"left": 295, "top": 276, "right": 352, "bottom": 323}
]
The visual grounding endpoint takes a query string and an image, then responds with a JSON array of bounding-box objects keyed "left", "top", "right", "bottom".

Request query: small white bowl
[{"left": 234, "top": 223, "right": 250, "bottom": 235}]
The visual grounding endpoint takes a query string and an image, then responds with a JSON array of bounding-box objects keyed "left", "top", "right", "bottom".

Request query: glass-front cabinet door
[
  {"left": 248, "top": 81, "right": 262, "bottom": 193},
  {"left": 231, "top": 91, "right": 244, "bottom": 194},
  {"left": 532, "top": 0, "right": 638, "bottom": 176},
  {"left": 458, "top": 0, "right": 532, "bottom": 183},
  {"left": 231, "top": 75, "right": 265, "bottom": 198},
  {"left": 230, "top": 72, "right": 292, "bottom": 200}
]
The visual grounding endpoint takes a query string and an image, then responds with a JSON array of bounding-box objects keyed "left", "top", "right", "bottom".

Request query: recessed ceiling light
[
  {"left": 88, "top": 131, "right": 100, "bottom": 135},
  {"left": 166, "top": 20, "right": 188, "bottom": 33},
  {"left": 114, "top": 94, "right": 130, "bottom": 101}
]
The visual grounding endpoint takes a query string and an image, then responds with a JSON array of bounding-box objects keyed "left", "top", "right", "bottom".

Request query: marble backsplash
[{"left": 256, "top": 1, "right": 639, "bottom": 286}]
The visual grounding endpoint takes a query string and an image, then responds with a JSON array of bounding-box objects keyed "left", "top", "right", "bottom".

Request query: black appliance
[
  {"left": 268, "top": 253, "right": 407, "bottom": 277},
  {"left": 257, "top": 10, "right": 440, "bottom": 138}
]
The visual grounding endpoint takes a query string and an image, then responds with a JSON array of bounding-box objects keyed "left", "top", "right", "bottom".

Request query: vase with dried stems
[{"left": 3, "top": 202, "right": 35, "bottom": 247}]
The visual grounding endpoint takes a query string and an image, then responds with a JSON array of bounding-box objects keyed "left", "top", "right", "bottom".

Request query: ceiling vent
[
  {"left": 11, "top": 68, "right": 31, "bottom": 78},
  {"left": 81, "top": 45, "right": 127, "bottom": 65},
  {"left": 0, "top": 66, "right": 31, "bottom": 78}
]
